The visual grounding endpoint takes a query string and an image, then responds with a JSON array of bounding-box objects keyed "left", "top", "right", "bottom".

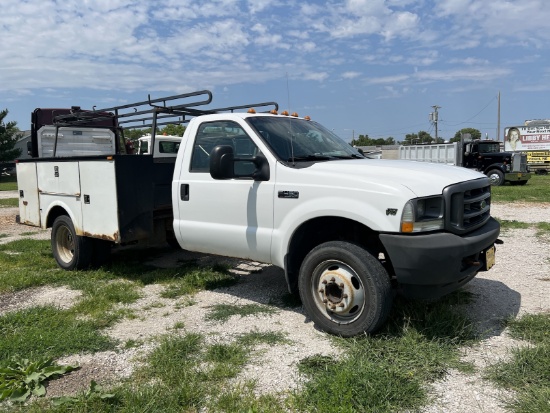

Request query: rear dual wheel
[
  {"left": 51, "top": 215, "right": 111, "bottom": 270},
  {"left": 298, "top": 241, "right": 392, "bottom": 337}
]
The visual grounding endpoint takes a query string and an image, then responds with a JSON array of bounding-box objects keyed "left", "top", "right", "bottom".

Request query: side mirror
[
  {"left": 210, "top": 145, "right": 270, "bottom": 181},
  {"left": 210, "top": 145, "right": 235, "bottom": 179}
]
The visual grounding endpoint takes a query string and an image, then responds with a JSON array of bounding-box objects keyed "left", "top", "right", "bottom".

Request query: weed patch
[
  {"left": 293, "top": 293, "right": 478, "bottom": 413},
  {"left": 496, "top": 219, "right": 531, "bottom": 230},
  {"left": 486, "top": 313, "right": 550, "bottom": 413},
  {"left": 0, "top": 357, "right": 77, "bottom": 403},
  {"left": 206, "top": 303, "right": 277, "bottom": 322},
  {"left": 159, "top": 264, "right": 238, "bottom": 299},
  {"left": 0, "top": 306, "right": 115, "bottom": 363},
  {"left": 0, "top": 198, "right": 18, "bottom": 208}
]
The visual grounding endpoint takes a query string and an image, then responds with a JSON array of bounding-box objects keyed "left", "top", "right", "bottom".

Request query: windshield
[
  {"left": 478, "top": 142, "right": 500, "bottom": 154},
  {"left": 247, "top": 116, "right": 363, "bottom": 162}
]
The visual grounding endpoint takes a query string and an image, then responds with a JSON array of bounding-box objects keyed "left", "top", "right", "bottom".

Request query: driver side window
[{"left": 190, "top": 121, "right": 260, "bottom": 174}]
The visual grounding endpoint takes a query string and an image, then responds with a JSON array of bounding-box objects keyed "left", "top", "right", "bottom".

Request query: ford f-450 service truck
[{"left": 16, "top": 91, "right": 500, "bottom": 337}]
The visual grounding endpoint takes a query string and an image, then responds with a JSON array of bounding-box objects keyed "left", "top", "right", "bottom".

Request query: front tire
[
  {"left": 486, "top": 169, "right": 504, "bottom": 186},
  {"left": 51, "top": 215, "right": 93, "bottom": 270},
  {"left": 298, "top": 241, "right": 392, "bottom": 337}
]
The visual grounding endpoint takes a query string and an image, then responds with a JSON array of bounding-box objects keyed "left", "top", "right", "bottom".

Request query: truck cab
[{"left": 137, "top": 134, "right": 181, "bottom": 157}]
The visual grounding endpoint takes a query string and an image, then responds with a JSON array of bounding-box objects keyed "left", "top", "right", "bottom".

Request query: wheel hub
[{"left": 316, "top": 267, "right": 365, "bottom": 318}]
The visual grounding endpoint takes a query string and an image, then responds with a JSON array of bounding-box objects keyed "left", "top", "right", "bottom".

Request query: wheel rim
[
  {"left": 311, "top": 260, "right": 366, "bottom": 324},
  {"left": 488, "top": 172, "right": 501, "bottom": 185},
  {"left": 55, "top": 224, "right": 75, "bottom": 264}
]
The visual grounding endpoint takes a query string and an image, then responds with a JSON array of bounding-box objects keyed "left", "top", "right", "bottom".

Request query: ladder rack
[{"left": 53, "top": 90, "right": 279, "bottom": 131}]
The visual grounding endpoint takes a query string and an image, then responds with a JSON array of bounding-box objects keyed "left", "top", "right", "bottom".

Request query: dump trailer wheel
[
  {"left": 298, "top": 241, "right": 392, "bottom": 337},
  {"left": 486, "top": 169, "right": 504, "bottom": 186},
  {"left": 51, "top": 215, "right": 93, "bottom": 270}
]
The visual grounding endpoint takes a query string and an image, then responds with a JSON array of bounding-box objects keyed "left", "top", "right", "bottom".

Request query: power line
[{"left": 444, "top": 95, "right": 498, "bottom": 127}]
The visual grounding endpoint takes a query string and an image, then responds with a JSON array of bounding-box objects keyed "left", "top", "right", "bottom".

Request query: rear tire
[
  {"left": 486, "top": 169, "right": 504, "bottom": 186},
  {"left": 51, "top": 215, "right": 93, "bottom": 270},
  {"left": 298, "top": 241, "right": 392, "bottom": 337}
]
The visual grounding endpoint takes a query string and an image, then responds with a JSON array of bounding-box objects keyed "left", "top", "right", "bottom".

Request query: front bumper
[
  {"left": 379, "top": 217, "right": 500, "bottom": 299},
  {"left": 505, "top": 172, "right": 531, "bottom": 182}
]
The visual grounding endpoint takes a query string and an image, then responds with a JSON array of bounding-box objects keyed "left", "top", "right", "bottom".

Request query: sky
[{"left": 1, "top": 0, "right": 550, "bottom": 143}]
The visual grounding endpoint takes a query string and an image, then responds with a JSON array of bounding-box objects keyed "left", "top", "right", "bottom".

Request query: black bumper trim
[{"left": 379, "top": 217, "right": 500, "bottom": 298}]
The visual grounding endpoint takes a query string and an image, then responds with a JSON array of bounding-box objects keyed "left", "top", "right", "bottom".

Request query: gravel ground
[{"left": 1, "top": 195, "right": 550, "bottom": 410}]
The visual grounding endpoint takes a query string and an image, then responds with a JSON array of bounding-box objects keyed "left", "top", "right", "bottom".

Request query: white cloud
[
  {"left": 342, "top": 71, "right": 362, "bottom": 79},
  {"left": 381, "top": 11, "right": 420, "bottom": 41}
]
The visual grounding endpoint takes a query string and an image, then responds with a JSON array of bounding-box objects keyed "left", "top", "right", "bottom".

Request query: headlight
[{"left": 401, "top": 196, "right": 444, "bottom": 233}]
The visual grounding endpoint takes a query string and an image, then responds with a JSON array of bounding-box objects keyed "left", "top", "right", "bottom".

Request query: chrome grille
[{"left": 443, "top": 178, "right": 492, "bottom": 235}]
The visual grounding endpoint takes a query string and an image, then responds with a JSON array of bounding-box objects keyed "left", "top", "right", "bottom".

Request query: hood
[{"left": 299, "top": 159, "right": 487, "bottom": 198}]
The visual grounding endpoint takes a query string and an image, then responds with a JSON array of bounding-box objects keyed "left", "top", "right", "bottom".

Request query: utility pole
[
  {"left": 430, "top": 105, "right": 441, "bottom": 142},
  {"left": 496, "top": 91, "right": 501, "bottom": 142}
]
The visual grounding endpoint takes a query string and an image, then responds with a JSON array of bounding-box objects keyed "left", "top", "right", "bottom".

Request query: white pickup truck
[
  {"left": 137, "top": 134, "right": 181, "bottom": 157},
  {"left": 16, "top": 91, "right": 500, "bottom": 336}
]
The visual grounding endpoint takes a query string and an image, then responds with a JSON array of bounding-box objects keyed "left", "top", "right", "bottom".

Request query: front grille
[{"left": 443, "top": 178, "right": 492, "bottom": 235}]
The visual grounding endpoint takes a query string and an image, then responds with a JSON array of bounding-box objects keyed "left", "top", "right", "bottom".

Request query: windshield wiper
[{"left": 330, "top": 154, "right": 364, "bottom": 159}]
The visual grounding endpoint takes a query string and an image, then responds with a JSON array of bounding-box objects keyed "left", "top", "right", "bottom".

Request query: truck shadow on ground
[
  {"left": 110, "top": 246, "right": 521, "bottom": 340},
  {"left": 461, "top": 277, "right": 521, "bottom": 338}
]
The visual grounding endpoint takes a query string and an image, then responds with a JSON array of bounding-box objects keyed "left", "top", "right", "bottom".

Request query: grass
[
  {"left": 492, "top": 174, "right": 550, "bottom": 203},
  {"left": 293, "top": 293, "right": 478, "bottom": 413},
  {"left": 496, "top": 219, "right": 531, "bottom": 230},
  {"left": 0, "top": 237, "right": 488, "bottom": 412},
  {"left": 205, "top": 303, "right": 278, "bottom": 322},
  {"left": 0, "top": 175, "right": 17, "bottom": 191},
  {"left": 494, "top": 219, "right": 550, "bottom": 242},
  {"left": 0, "top": 306, "right": 115, "bottom": 364},
  {"left": 486, "top": 313, "right": 550, "bottom": 413},
  {"left": 0, "top": 198, "right": 18, "bottom": 208}
]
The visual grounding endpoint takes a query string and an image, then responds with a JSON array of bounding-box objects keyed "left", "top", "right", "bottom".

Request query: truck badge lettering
[
  {"left": 278, "top": 191, "right": 299, "bottom": 199},
  {"left": 386, "top": 208, "right": 397, "bottom": 216}
]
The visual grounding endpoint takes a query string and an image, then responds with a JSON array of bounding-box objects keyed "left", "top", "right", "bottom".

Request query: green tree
[
  {"left": 351, "top": 134, "right": 396, "bottom": 146},
  {"left": 123, "top": 128, "right": 150, "bottom": 141},
  {"left": 403, "top": 130, "right": 434, "bottom": 145},
  {"left": 159, "top": 124, "right": 186, "bottom": 137},
  {"left": 0, "top": 109, "right": 21, "bottom": 162},
  {"left": 450, "top": 128, "right": 481, "bottom": 143}
]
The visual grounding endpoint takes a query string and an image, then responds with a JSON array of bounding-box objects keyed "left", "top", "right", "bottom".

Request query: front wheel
[
  {"left": 486, "top": 169, "right": 504, "bottom": 186},
  {"left": 51, "top": 215, "right": 93, "bottom": 270},
  {"left": 298, "top": 241, "right": 392, "bottom": 337}
]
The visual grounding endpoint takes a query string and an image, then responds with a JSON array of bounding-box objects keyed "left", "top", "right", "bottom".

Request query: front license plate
[{"left": 484, "top": 246, "right": 495, "bottom": 270}]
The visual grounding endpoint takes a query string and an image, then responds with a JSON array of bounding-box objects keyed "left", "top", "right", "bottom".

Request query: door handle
[{"left": 180, "top": 184, "right": 189, "bottom": 201}]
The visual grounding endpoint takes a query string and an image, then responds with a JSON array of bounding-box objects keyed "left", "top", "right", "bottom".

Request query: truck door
[{"left": 174, "top": 120, "right": 275, "bottom": 263}]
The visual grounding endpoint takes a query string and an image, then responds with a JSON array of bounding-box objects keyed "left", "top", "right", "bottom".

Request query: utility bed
[{"left": 17, "top": 154, "right": 175, "bottom": 244}]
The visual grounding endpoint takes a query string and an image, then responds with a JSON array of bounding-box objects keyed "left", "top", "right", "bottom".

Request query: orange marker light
[
  {"left": 401, "top": 222, "right": 414, "bottom": 233},
  {"left": 291, "top": 112, "right": 299, "bottom": 117},
  {"left": 247, "top": 108, "right": 256, "bottom": 113}
]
